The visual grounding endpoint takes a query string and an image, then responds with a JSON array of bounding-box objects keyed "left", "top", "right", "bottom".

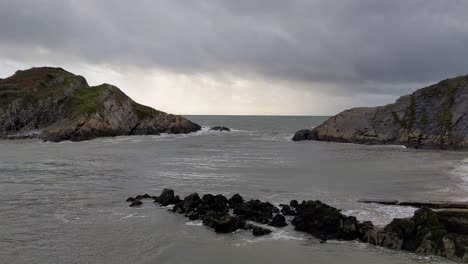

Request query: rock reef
[
  {"left": 0, "top": 67, "right": 201, "bottom": 142},
  {"left": 293, "top": 74, "right": 468, "bottom": 149},
  {"left": 127, "top": 189, "right": 468, "bottom": 262}
]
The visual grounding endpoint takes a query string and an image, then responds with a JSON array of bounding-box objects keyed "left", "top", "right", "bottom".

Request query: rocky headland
[
  {"left": 293, "top": 74, "right": 468, "bottom": 149},
  {"left": 0, "top": 67, "right": 201, "bottom": 142},
  {"left": 128, "top": 189, "right": 468, "bottom": 262}
]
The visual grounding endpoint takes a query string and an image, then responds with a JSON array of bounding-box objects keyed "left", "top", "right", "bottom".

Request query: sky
[{"left": 1, "top": 0, "right": 468, "bottom": 115}]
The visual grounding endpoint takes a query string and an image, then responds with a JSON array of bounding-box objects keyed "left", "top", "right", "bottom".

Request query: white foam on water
[
  {"left": 186, "top": 220, "right": 203, "bottom": 226},
  {"left": 343, "top": 205, "right": 417, "bottom": 226}
]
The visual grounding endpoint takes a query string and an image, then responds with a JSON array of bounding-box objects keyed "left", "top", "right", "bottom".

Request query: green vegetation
[{"left": 64, "top": 85, "right": 105, "bottom": 119}]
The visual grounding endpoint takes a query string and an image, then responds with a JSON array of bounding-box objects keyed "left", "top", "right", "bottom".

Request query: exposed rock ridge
[
  {"left": 127, "top": 189, "right": 468, "bottom": 262},
  {"left": 293, "top": 74, "right": 468, "bottom": 149},
  {"left": 0, "top": 67, "right": 201, "bottom": 142}
]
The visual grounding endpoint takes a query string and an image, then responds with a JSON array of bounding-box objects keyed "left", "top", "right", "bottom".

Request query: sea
[{"left": 1, "top": 115, "right": 468, "bottom": 264}]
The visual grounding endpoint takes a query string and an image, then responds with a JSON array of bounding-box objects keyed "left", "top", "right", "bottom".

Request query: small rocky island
[
  {"left": 293, "top": 74, "right": 468, "bottom": 149},
  {"left": 128, "top": 189, "right": 468, "bottom": 262},
  {"left": 0, "top": 67, "right": 201, "bottom": 142}
]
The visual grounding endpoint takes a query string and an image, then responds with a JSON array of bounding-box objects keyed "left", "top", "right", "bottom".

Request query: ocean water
[{"left": 1, "top": 115, "right": 467, "bottom": 264}]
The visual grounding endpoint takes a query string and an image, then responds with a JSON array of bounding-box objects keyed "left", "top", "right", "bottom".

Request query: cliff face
[
  {"left": 294, "top": 74, "right": 468, "bottom": 149},
  {"left": 0, "top": 67, "right": 201, "bottom": 142}
]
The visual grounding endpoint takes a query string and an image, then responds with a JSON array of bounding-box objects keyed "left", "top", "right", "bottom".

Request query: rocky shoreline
[
  {"left": 127, "top": 189, "right": 468, "bottom": 262},
  {"left": 0, "top": 67, "right": 201, "bottom": 142},
  {"left": 293, "top": 74, "right": 468, "bottom": 149}
]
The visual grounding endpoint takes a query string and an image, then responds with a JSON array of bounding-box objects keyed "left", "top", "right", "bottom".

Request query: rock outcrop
[
  {"left": 0, "top": 67, "right": 201, "bottom": 142},
  {"left": 127, "top": 189, "right": 468, "bottom": 262},
  {"left": 294, "top": 74, "right": 468, "bottom": 149}
]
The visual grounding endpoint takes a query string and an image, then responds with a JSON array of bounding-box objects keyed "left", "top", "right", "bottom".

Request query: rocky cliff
[
  {"left": 293, "top": 74, "right": 468, "bottom": 149},
  {"left": 0, "top": 67, "right": 201, "bottom": 142}
]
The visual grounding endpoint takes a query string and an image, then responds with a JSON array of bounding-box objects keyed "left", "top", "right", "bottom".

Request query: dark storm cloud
[{"left": 1, "top": 0, "right": 468, "bottom": 95}]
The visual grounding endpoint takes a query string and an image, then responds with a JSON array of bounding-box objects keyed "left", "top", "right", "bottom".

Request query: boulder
[
  {"left": 158, "top": 189, "right": 180, "bottom": 206},
  {"left": 290, "top": 200, "right": 299, "bottom": 208},
  {"left": 233, "top": 199, "right": 278, "bottom": 224},
  {"left": 292, "top": 200, "right": 359, "bottom": 240},
  {"left": 280, "top": 205, "right": 295, "bottom": 216},
  {"left": 201, "top": 194, "right": 229, "bottom": 214},
  {"left": 228, "top": 193, "right": 244, "bottom": 209},
  {"left": 292, "top": 129, "right": 315, "bottom": 141},
  {"left": 183, "top": 193, "right": 202, "bottom": 211},
  {"left": 268, "top": 214, "right": 287, "bottom": 227}
]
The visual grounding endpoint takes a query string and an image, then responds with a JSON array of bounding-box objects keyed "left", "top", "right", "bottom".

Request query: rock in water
[
  {"left": 269, "top": 214, "right": 287, "bottom": 227},
  {"left": 129, "top": 200, "right": 142, "bottom": 207},
  {"left": 292, "top": 200, "right": 359, "bottom": 240},
  {"left": 158, "top": 189, "right": 180, "bottom": 206},
  {"left": 0, "top": 67, "right": 201, "bottom": 142},
  {"left": 228, "top": 193, "right": 244, "bottom": 209},
  {"left": 293, "top": 74, "right": 468, "bottom": 149},
  {"left": 252, "top": 226, "right": 272, "bottom": 236},
  {"left": 209, "top": 126, "right": 231, "bottom": 132},
  {"left": 292, "top": 129, "right": 315, "bottom": 141}
]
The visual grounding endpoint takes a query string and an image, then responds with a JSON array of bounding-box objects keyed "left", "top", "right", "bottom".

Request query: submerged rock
[
  {"left": 129, "top": 200, "right": 142, "bottom": 207},
  {"left": 293, "top": 74, "right": 468, "bottom": 149},
  {"left": 209, "top": 126, "right": 231, "bottom": 132},
  {"left": 252, "top": 226, "right": 273, "bottom": 236}
]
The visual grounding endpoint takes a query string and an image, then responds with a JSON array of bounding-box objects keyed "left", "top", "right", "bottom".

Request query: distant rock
[
  {"left": 293, "top": 74, "right": 468, "bottom": 149},
  {"left": 0, "top": 67, "right": 201, "bottom": 142},
  {"left": 209, "top": 126, "right": 231, "bottom": 132}
]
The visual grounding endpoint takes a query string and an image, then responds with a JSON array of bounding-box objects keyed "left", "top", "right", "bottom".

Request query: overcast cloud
[{"left": 1, "top": 0, "right": 467, "bottom": 115}]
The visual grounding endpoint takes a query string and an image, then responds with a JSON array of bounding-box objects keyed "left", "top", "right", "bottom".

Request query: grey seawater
[{"left": 1, "top": 115, "right": 467, "bottom": 264}]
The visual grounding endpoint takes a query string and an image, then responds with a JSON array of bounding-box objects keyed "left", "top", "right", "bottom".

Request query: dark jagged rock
[
  {"left": 292, "top": 200, "right": 359, "bottom": 240},
  {"left": 228, "top": 194, "right": 244, "bottom": 209},
  {"left": 126, "top": 197, "right": 136, "bottom": 202},
  {"left": 233, "top": 199, "right": 278, "bottom": 224},
  {"left": 292, "top": 129, "right": 315, "bottom": 141},
  {"left": 294, "top": 74, "right": 468, "bottom": 149},
  {"left": 280, "top": 205, "right": 295, "bottom": 216},
  {"left": 129, "top": 200, "right": 142, "bottom": 207},
  {"left": 0, "top": 67, "right": 201, "bottom": 142},
  {"left": 172, "top": 203, "right": 185, "bottom": 214},
  {"left": 158, "top": 189, "right": 180, "bottom": 206},
  {"left": 209, "top": 126, "right": 231, "bottom": 132},
  {"left": 214, "top": 215, "right": 246, "bottom": 233},
  {"left": 269, "top": 214, "right": 287, "bottom": 227},
  {"left": 201, "top": 194, "right": 229, "bottom": 214},
  {"left": 252, "top": 226, "right": 273, "bottom": 236},
  {"left": 183, "top": 193, "right": 202, "bottom": 211}
]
